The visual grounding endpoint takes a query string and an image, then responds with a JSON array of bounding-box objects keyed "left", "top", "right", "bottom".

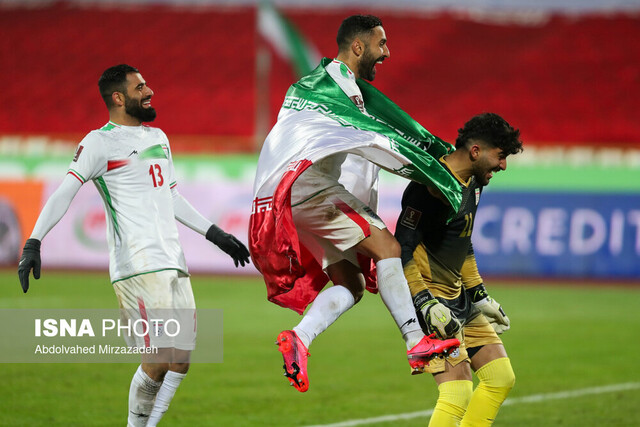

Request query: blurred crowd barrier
[
  {"left": 1, "top": 151, "right": 638, "bottom": 279},
  {"left": 1, "top": 1, "right": 638, "bottom": 279}
]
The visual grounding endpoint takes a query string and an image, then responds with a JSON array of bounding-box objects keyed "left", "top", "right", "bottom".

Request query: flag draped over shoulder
[{"left": 250, "top": 58, "right": 461, "bottom": 314}]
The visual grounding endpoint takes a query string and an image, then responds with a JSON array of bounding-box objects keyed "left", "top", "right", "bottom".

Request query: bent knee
[
  {"left": 336, "top": 282, "right": 364, "bottom": 303},
  {"left": 478, "top": 357, "right": 515, "bottom": 390},
  {"left": 350, "top": 286, "right": 364, "bottom": 303},
  {"left": 370, "top": 234, "right": 401, "bottom": 261},
  {"left": 356, "top": 228, "right": 401, "bottom": 261},
  {"left": 169, "top": 362, "right": 190, "bottom": 375},
  {"left": 142, "top": 362, "right": 170, "bottom": 381}
]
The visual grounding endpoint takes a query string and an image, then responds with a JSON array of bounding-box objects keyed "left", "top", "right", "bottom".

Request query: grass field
[{"left": 1, "top": 270, "right": 639, "bottom": 426}]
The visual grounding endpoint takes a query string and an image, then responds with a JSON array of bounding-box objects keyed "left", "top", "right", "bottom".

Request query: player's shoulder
[
  {"left": 142, "top": 125, "right": 170, "bottom": 145},
  {"left": 85, "top": 122, "right": 123, "bottom": 141},
  {"left": 142, "top": 124, "right": 167, "bottom": 136},
  {"left": 403, "top": 181, "right": 438, "bottom": 203},
  {"left": 80, "top": 126, "right": 111, "bottom": 146}
]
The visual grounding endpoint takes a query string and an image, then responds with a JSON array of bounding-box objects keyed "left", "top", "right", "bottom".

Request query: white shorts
[
  {"left": 112, "top": 269, "right": 196, "bottom": 351},
  {"left": 291, "top": 184, "right": 386, "bottom": 269}
]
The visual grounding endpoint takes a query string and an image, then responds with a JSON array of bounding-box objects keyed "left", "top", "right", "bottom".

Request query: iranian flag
[
  {"left": 257, "top": 0, "right": 321, "bottom": 78},
  {"left": 249, "top": 58, "right": 462, "bottom": 314}
]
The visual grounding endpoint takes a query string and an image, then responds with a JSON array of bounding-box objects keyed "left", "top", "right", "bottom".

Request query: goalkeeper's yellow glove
[
  {"left": 413, "top": 290, "right": 462, "bottom": 339},
  {"left": 466, "top": 283, "right": 510, "bottom": 334}
]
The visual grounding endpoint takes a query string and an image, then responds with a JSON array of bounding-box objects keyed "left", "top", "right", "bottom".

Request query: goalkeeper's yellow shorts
[{"left": 423, "top": 313, "right": 503, "bottom": 374}]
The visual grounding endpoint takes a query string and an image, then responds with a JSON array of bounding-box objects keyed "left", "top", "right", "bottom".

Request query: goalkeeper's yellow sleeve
[
  {"left": 403, "top": 259, "right": 429, "bottom": 297},
  {"left": 461, "top": 254, "right": 483, "bottom": 290}
]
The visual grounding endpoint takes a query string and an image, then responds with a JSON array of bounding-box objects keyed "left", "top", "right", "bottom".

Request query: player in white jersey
[
  {"left": 275, "top": 15, "right": 459, "bottom": 393},
  {"left": 17, "top": 64, "right": 250, "bottom": 426}
]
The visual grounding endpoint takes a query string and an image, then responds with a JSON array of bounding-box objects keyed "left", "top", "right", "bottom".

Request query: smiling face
[
  {"left": 357, "top": 26, "right": 389, "bottom": 81},
  {"left": 471, "top": 143, "right": 508, "bottom": 186},
  {"left": 123, "top": 72, "right": 156, "bottom": 123}
]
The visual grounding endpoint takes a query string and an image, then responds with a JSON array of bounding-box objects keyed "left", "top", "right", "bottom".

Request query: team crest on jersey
[
  {"left": 73, "top": 145, "right": 84, "bottom": 162},
  {"left": 400, "top": 207, "right": 422, "bottom": 230},
  {"left": 475, "top": 188, "right": 480, "bottom": 205}
]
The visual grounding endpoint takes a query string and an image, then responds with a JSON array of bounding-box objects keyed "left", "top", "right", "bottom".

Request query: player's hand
[
  {"left": 414, "top": 290, "right": 461, "bottom": 339},
  {"left": 466, "top": 284, "right": 510, "bottom": 334},
  {"left": 205, "top": 225, "right": 251, "bottom": 267},
  {"left": 18, "top": 238, "right": 41, "bottom": 293}
]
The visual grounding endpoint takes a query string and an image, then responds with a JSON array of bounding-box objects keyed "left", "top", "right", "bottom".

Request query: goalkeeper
[{"left": 394, "top": 113, "right": 523, "bottom": 426}]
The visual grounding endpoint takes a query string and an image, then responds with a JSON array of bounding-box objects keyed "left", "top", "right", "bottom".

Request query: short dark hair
[
  {"left": 336, "top": 15, "right": 383, "bottom": 52},
  {"left": 98, "top": 64, "right": 139, "bottom": 108},
  {"left": 455, "top": 113, "right": 523, "bottom": 155}
]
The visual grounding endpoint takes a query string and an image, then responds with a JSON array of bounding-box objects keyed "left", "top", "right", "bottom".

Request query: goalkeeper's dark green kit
[{"left": 394, "top": 157, "right": 484, "bottom": 325}]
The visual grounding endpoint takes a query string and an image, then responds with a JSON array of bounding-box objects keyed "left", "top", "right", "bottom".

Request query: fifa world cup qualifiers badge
[
  {"left": 400, "top": 207, "right": 422, "bottom": 230},
  {"left": 73, "top": 145, "right": 84, "bottom": 162}
]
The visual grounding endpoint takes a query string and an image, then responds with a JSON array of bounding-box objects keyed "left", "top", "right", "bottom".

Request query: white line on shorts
[{"left": 303, "top": 382, "right": 640, "bottom": 427}]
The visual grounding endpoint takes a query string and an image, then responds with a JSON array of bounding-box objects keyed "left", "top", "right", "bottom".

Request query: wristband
[
  {"left": 413, "top": 289, "right": 436, "bottom": 310},
  {"left": 466, "top": 283, "right": 489, "bottom": 303}
]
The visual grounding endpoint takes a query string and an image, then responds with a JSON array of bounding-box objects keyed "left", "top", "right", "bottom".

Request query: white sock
[
  {"left": 293, "top": 285, "right": 355, "bottom": 348},
  {"left": 376, "top": 257, "right": 423, "bottom": 349},
  {"left": 128, "top": 365, "right": 162, "bottom": 427},
  {"left": 146, "top": 370, "right": 186, "bottom": 427}
]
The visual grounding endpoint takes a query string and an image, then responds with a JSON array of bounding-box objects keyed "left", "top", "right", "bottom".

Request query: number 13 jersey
[{"left": 67, "top": 121, "right": 188, "bottom": 283}]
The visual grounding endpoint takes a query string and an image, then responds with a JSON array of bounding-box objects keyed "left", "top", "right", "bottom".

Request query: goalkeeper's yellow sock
[
  {"left": 460, "top": 357, "right": 515, "bottom": 427},
  {"left": 428, "top": 380, "right": 473, "bottom": 427}
]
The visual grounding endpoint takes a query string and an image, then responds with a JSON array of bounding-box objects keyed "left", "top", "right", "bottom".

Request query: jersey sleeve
[
  {"left": 460, "top": 245, "right": 484, "bottom": 289},
  {"left": 67, "top": 133, "right": 106, "bottom": 184},
  {"left": 30, "top": 174, "right": 83, "bottom": 240},
  {"left": 160, "top": 131, "right": 178, "bottom": 190},
  {"left": 395, "top": 181, "right": 448, "bottom": 266}
]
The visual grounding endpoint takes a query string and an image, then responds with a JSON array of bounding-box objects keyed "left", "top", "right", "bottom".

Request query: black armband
[{"left": 466, "top": 283, "right": 488, "bottom": 303}]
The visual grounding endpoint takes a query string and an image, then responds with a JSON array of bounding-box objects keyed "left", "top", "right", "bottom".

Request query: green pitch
[{"left": 1, "top": 271, "right": 639, "bottom": 426}]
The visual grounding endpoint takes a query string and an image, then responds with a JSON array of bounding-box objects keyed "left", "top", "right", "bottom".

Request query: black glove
[
  {"left": 205, "top": 225, "right": 250, "bottom": 267},
  {"left": 18, "top": 238, "right": 41, "bottom": 293}
]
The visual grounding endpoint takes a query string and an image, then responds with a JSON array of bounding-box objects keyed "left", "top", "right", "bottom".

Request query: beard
[
  {"left": 357, "top": 47, "right": 382, "bottom": 81},
  {"left": 124, "top": 95, "right": 157, "bottom": 122},
  {"left": 473, "top": 161, "right": 495, "bottom": 187}
]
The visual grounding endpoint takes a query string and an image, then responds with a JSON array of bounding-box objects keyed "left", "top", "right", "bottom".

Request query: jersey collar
[{"left": 440, "top": 156, "right": 471, "bottom": 187}]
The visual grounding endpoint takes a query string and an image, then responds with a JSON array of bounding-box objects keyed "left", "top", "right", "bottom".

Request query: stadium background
[
  {"left": 1, "top": 1, "right": 639, "bottom": 426},
  {"left": 1, "top": 0, "right": 639, "bottom": 279}
]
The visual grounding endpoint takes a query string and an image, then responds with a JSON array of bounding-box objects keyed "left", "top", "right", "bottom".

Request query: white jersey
[
  {"left": 290, "top": 59, "right": 379, "bottom": 207},
  {"left": 68, "top": 121, "right": 187, "bottom": 282}
]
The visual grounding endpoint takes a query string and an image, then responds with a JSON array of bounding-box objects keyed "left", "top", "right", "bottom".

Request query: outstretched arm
[
  {"left": 172, "top": 188, "right": 250, "bottom": 267},
  {"left": 172, "top": 188, "right": 212, "bottom": 236},
  {"left": 18, "top": 174, "right": 83, "bottom": 292}
]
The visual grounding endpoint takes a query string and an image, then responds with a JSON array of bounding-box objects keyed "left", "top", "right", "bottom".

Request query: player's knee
[
  {"left": 169, "top": 362, "right": 190, "bottom": 375},
  {"left": 142, "top": 362, "right": 171, "bottom": 382},
  {"left": 350, "top": 286, "right": 364, "bottom": 304},
  {"left": 435, "top": 380, "right": 474, "bottom": 415},
  {"left": 336, "top": 282, "right": 364, "bottom": 304},
  {"left": 478, "top": 357, "right": 515, "bottom": 391},
  {"left": 372, "top": 235, "right": 401, "bottom": 260}
]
